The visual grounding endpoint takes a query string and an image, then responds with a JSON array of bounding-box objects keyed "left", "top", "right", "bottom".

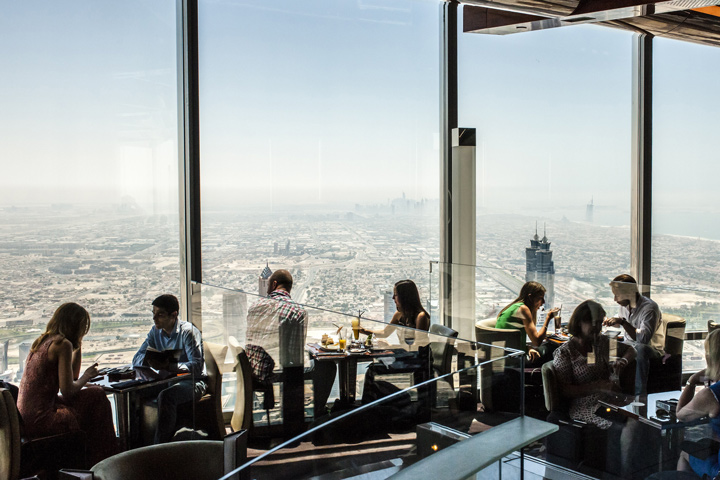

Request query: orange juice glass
[{"left": 352, "top": 317, "right": 360, "bottom": 340}]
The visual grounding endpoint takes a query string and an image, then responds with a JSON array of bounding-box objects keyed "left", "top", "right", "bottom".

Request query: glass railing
[
  {"left": 214, "top": 348, "right": 524, "bottom": 479},
  {"left": 189, "top": 277, "right": 715, "bottom": 479},
  {"left": 428, "top": 261, "right": 719, "bottom": 372},
  {"left": 191, "top": 281, "right": 523, "bottom": 426}
]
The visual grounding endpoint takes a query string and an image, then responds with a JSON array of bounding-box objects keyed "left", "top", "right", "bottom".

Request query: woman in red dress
[{"left": 18, "top": 303, "right": 117, "bottom": 466}]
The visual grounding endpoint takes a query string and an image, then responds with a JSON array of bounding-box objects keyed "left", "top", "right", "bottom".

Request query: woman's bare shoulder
[{"left": 47, "top": 336, "right": 71, "bottom": 357}]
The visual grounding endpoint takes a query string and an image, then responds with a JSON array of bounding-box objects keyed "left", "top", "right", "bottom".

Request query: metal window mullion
[
  {"left": 440, "top": 1, "right": 458, "bottom": 328},
  {"left": 630, "top": 33, "right": 653, "bottom": 296},
  {"left": 177, "top": 0, "right": 202, "bottom": 327}
]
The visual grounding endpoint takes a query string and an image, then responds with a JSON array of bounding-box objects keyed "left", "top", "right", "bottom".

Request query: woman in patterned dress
[
  {"left": 553, "top": 299, "right": 631, "bottom": 428},
  {"left": 18, "top": 303, "right": 118, "bottom": 466}
]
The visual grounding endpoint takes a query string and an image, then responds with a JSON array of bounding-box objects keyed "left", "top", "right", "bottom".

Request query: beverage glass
[
  {"left": 554, "top": 311, "right": 562, "bottom": 332},
  {"left": 352, "top": 317, "right": 360, "bottom": 341},
  {"left": 404, "top": 329, "right": 415, "bottom": 350},
  {"left": 338, "top": 329, "right": 347, "bottom": 351}
]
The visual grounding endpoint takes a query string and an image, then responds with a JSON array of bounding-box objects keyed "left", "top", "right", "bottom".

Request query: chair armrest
[
  {"left": 22, "top": 430, "right": 87, "bottom": 454},
  {"left": 58, "top": 469, "right": 94, "bottom": 479}
]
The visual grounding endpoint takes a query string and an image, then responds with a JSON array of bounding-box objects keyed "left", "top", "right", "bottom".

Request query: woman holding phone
[{"left": 18, "top": 302, "right": 117, "bottom": 465}]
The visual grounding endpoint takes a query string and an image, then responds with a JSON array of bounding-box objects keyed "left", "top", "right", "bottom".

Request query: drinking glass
[
  {"left": 404, "top": 329, "right": 415, "bottom": 350},
  {"left": 352, "top": 317, "right": 360, "bottom": 341},
  {"left": 338, "top": 329, "right": 347, "bottom": 351}
]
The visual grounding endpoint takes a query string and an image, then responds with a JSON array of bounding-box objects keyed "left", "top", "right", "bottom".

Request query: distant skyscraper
[
  {"left": 17, "top": 341, "right": 31, "bottom": 380},
  {"left": 259, "top": 262, "right": 272, "bottom": 297},
  {"left": 586, "top": 196, "right": 594, "bottom": 223},
  {"left": 0, "top": 340, "right": 8, "bottom": 373},
  {"left": 383, "top": 291, "right": 395, "bottom": 323},
  {"left": 525, "top": 223, "right": 555, "bottom": 308},
  {"left": 285, "top": 239, "right": 290, "bottom": 255},
  {"left": 223, "top": 292, "right": 247, "bottom": 344},
  {"left": 273, "top": 242, "right": 278, "bottom": 254}
]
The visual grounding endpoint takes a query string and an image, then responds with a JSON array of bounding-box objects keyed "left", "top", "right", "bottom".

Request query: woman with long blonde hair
[
  {"left": 676, "top": 329, "right": 720, "bottom": 478},
  {"left": 18, "top": 303, "right": 117, "bottom": 465}
]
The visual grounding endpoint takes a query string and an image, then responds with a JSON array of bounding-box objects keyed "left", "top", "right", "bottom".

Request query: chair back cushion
[
  {"left": 231, "top": 349, "right": 254, "bottom": 432},
  {"left": 428, "top": 324, "right": 458, "bottom": 376},
  {"left": 662, "top": 314, "right": 686, "bottom": 357},
  {"left": 475, "top": 317, "right": 525, "bottom": 352},
  {"left": 429, "top": 324, "right": 458, "bottom": 339},
  {"left": 202, "top": 342, "right": 226, "bottom": 439},
  {"left": 92, "top": 440, "right": 223, "bottom": 480},
  {"left": 541, "top": 362, "right": 561, "bottom": 413},
  {"left": 0, "top": 388, "right": 21, "bottom": 480}
]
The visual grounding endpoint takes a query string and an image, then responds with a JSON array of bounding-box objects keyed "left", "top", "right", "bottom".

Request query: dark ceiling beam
[
  {"left": 463, "top": 6, "right": 550, "bottom": 33},
  {"left": 460, "top": 0, "right": 720, "bottom": 47}
]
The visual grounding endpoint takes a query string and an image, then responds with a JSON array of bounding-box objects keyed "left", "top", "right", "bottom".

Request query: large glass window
[
  {"left": 198, "top": 0, "right": 440, "bottom": 321},
  {"left": 0, "top": 1, "right": 179, "bottom": 378},
  {"left": 458, "top": 19, "right": 633, "bottom": 319},
  {"left": 653, "top": 38, "right": 720, "bottom": 338}
]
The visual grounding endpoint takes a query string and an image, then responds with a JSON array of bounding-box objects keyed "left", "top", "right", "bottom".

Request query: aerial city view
[{"left": 0, "top": 196, "right": 718, "bottom": 381}]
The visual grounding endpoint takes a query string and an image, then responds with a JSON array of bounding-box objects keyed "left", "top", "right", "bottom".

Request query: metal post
[
  {"left": 450, "top": 128, "right": 477, "bottom": 340},
  {"left": 630, "top": 33, "right": 653, "bottom": 296},
  {"left": 440, "top": 1, "right": 459, "bottom": 328},
  {"left": 177, "top": 0, "right": 202, "bottom": 326}
]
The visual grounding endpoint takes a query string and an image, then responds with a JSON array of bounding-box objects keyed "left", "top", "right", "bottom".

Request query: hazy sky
[{"left": 1, "top": 0, "right": 718, "bottom": 236}]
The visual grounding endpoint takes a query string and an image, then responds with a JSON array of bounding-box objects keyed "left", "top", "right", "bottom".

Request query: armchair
[
  {"left": 647, "top": 314, "right": 686, "bottom": 394},
  {"left": 541, "top": 363, "right": 621, "bottom": 475},
  {"left": 0, "top": 387, "right": 86, "bottom": 480}
]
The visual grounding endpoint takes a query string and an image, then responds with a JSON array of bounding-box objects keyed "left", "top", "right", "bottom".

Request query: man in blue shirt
[{"left": 133, "top": 294, "right": 207, "bottom": 443}]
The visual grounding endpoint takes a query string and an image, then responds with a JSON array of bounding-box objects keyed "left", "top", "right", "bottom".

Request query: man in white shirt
[{"left": 603, "top": 274, "right": 664, "bottom": 396}]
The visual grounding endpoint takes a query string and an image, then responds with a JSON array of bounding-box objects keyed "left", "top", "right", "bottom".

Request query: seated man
[
  {"left": 246, "top": 269, "right": 336, "bottom": 417},
  {"left": 603, "top": 274, "right": 664, "bottom": 396},
  {"left": 133, "top": 294, "right": 207, "bottom": 443}
]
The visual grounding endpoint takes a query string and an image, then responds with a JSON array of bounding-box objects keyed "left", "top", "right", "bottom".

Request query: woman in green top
[{"left": 496, "top": 281, "right": 560, "bottom": 366}]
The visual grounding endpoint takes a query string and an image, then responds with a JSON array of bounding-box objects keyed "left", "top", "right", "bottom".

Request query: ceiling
[{"left": 462, "top": 0, "right": 720, "bottom": 47}]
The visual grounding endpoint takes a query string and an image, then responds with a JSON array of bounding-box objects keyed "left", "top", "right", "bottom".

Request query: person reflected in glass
[
  {"left": 495, "top": 281, "right": 559, "bottom": 366},
  {"left": 602, "top": 274, "right": 663, "bottom": 396},
  {"left": 553, "top": 300, "right": 632, "bottom": 428},
  {"left": 360, "top": 279, "right": 430, "bottom": 342},
  {"left": 17, "top": 303, "right": 118, "bottom": 465},
  {"left": 676, "top": 329, "right": 720, "bottom": 478}
]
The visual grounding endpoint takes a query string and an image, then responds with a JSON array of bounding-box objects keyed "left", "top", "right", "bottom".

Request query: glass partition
[
  {"left": 458, "top": 19, "right": 633, "bottom": 315},
  {"left": 205, "top": 327, "right": 524, "bottom": 480},
  {"left": 196, "top": 0, "right": 440, "bottom": 317},
  {"left": 429, "top": 262, "right": 710, "bottom": 374},
  {"left": 191, "top": 279, "right": 713, "bottom": 480},
  {"left": 192, "top": 281, "right": 523, "bottom": 435},
  {"left": 0, "top": 0, "right": 180, "bottom": 381},
  {"left": 653, "top": 36, "right": 720, "bottom": 336}
]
